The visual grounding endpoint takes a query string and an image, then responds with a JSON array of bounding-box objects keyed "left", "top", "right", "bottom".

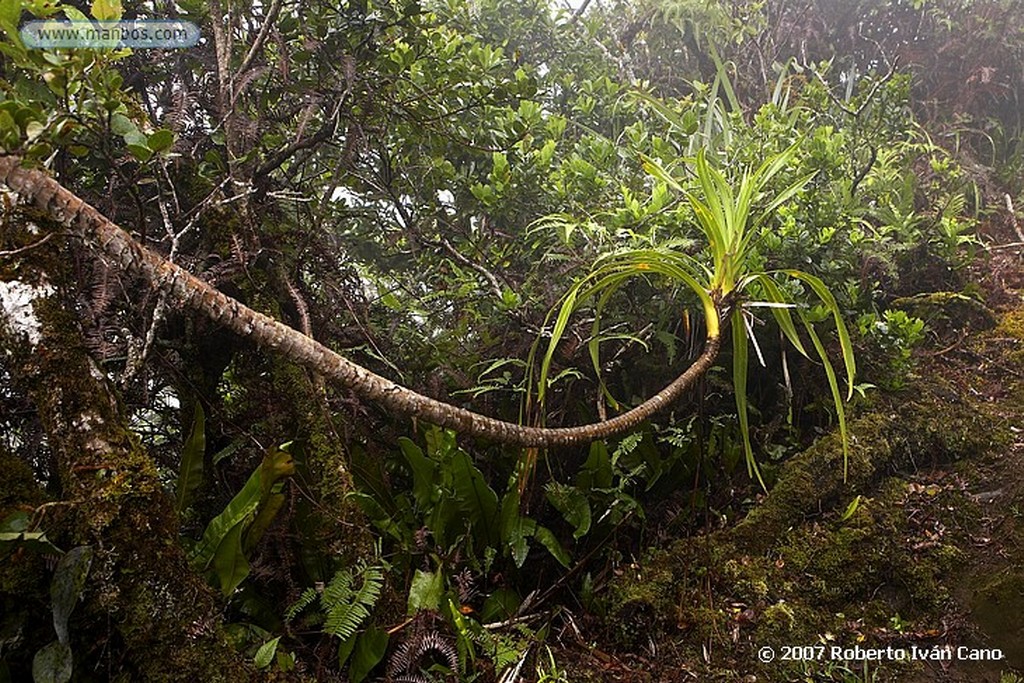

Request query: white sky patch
[
  {"left": 0, "top": 279, "right": 54, "bottom": 347},
  {"left": 330, "top": 185, "right": 361, "bottom": 204}
]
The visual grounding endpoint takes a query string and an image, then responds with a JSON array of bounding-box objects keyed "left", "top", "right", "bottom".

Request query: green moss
[
  {"left": 728, "top": 386, "right": 997, "bottom": 555},
  {"left": 890, "top": 291, "right": 997, "bottom": 332},
  {"left": 599, "top": 379, "right": 1000, "bottom": 680},
  {"left": 996, "top": 310, "right": 1024, "bottom": 341}
]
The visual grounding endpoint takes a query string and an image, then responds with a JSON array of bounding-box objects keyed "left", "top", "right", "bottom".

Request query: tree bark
[
  {"left": 0, "top": 233, "right": 256, "bottom": 682},
  {"left": 0, "top": 156, "right": 725, "bottom": 447}
]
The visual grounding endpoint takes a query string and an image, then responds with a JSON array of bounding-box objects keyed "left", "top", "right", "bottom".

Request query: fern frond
[
  {"left": 284, "top": 587, "right": 319, "bottom": 622},
  {"left": 322, "top": 564, "right": 384, "bottom": 642}
]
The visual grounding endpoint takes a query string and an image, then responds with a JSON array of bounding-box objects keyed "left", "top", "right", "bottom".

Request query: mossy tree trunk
[{"left": 0, "top": 227, "right": 257, "bottom": 682}]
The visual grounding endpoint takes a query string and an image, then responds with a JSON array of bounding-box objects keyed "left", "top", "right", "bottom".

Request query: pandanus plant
[{"left": 536, "top": 144, "right": 856, "bottom": 484}]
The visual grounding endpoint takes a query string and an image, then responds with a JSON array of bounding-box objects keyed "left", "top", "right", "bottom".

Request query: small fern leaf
[{"left": 284, "top": 587, "right": 319, "bottom": 622}]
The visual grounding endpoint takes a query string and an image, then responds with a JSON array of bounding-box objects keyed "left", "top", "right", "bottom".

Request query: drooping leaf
[
  {"left": 450, "top": 450, "right": 499, "bottom": 545},
  {"left": 175, "top": 402, "right": 205, "bottom": 515},
  {"left": 398, "top": 437, "right": 436, "bottom": 508},
  {"left": 732, "top": 309, "right": 765, "bottom": 490},
  {"left": 784, "top": 270, "right": 857, "bottom": 399},
  {"left": 51, "top": 546, "right": 92, "bottom": 646},
  {"left": 801, "top": 316, "right": 852, "bottom": 480},
  {"left": 210, "top": 521, "right": 249, "bottom": 595},
  {"left": 532, "top": 525, "right": 570, "bottom": 568},
  {"left": 348, "top": 626, "right": 388, "bottom": 683},
  {"left": 189, "top": 449, "right": 295, "bottom": 578}
]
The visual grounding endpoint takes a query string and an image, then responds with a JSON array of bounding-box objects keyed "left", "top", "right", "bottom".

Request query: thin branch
[
  {"left": 0, "top": 232, "right": 54, "bottom": 259},
  {"left": 807, "top": 56, "right": 900, "bottom": 119},
  {"left": 237, "top": 0, "right": 284, "bottom": 78}
]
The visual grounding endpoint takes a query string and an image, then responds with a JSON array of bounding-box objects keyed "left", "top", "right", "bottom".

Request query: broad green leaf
[
  {"left": 508, "top": 518, "right": 531, "bottom": 568},
  {"left": 62, "top": 6, "right": 89, "bottom": 21},
  {"left": 210, "top": 521, "right": 249, "bottom": 595},
  {"left": 51, "top": 546, "right": 92, "bottom": 646},
  {"left": 498, "top": 490, "right": 521, "bottom": 546},
  {"left": 348, "top": 627, "right": 388, "bottom": 683},
  {"left": 450, "top": 450, "right": 499, "bottom": 545},
  {"left": 480, "top": 587, "right": 521, "bottom": 624},
  {"left": 544, "top": 483, "right": 591, "bottom": 539},
  {"left": 398, "top": 437, "right": 436, "bottom": 508},
  {"left": 147, "top": 128, "right": 174, "bottom": 153},
  {"left": 577, "top": 441, "right": 612, "bottom": 491},
  {"left": 0, "top": 1, "right": 21, "bottom": 27},
  {"left": 242, "top": 486, "right": 286, "bottom": 554},
  {"left": 126, "top": 143, "right": 153, "bottom": 162},
  {"left": 109, "top": 113, "right": 135, "bottom": 136},
  {"left": 337, "top": 635, "right": 357, "bottom": 670},
  {"left": 407, "top": 569, "right": 444, "bottom": 614},
  {"left": 91, "top": 0, "right": 123, "bottom": 21},
  {"left": 532, "top": 525, "right": 570, "bottom": 568},
  {"left": 0, "top": 512, "right": 62, "bottom": 557},
  {"left": 32, "top": 641, "right": 72, "bottom": 683},
  {"left": 190, "top": 449, "right": 294, "bottom": 571},
  {"left": 254, "top": 636, "right": 280, "bottom": 669},
  {"left": 175, "top": 402, "right": 205, "bottom": 514}
]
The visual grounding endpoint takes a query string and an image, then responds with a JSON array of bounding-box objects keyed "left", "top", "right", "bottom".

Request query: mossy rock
[{"left": 890, "top": 291, "right": 997, "bottom": 334}]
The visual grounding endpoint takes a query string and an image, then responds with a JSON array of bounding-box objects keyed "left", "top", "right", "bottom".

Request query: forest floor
[{"left": 556, "top": 216, "right": 1024, "bottom": 683}]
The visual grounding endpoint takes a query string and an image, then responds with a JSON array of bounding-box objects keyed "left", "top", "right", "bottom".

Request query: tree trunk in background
[{"left": 0, "top": 228, "right": 256, "bottom": 682}]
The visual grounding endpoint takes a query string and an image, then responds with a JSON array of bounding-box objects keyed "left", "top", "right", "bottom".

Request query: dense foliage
[{"left": 1, "top": 0, "right": 1020, "bottom": 680}]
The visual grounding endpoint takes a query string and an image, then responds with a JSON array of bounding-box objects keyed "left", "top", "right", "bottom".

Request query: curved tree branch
[{"left": 0, "top": 156, "right": 725, "bottom": 448}]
